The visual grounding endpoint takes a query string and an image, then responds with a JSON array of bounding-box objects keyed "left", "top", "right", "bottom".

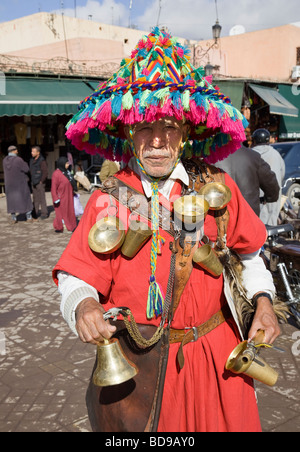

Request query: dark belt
[{"left": 169, "top": 304, "right": 231, "bottom": 369}]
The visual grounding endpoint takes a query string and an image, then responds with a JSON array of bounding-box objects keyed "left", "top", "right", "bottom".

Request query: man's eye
[{"left": 137, "top": 127, "right": 152, "bottom": 133}]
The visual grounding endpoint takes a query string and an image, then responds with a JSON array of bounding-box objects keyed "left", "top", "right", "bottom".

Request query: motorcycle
[{"left": 261, "top": 222, "right": 300, "bottom": 328}]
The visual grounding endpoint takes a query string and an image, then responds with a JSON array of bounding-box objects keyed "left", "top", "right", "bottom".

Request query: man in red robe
[{"left": 53, "top": 28, "right": 283, "bottom": 432}]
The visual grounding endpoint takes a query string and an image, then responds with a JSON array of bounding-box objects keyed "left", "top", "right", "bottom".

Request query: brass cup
[
  {"left": 198, "top": 182, "right": 232, "bottom": 210},
  {"left": 193, "top": 244, "right": 224, "bottom": 276},
  {"left": 93, "top": 338, "right": 139, "bottom": 387},
  {"left": 121, "top": 221, "right": 152, "bottom": 258},
  {"left": 88, "top": 216, "right": 125, "bottom": 254},
  {"left": 173, "top": 195, "right": 209, "bottom": 226},
  {"left": 225, "top": 341, "right": 279, "bottom": 387}
]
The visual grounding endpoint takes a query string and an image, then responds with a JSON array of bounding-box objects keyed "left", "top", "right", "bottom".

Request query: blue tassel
[
  {"left": 171, "top": 91, "right": 182, "bottom": 110},
  {"left": 111, "top": 94, "right": 123, "bottom": 117},
  {"left": 147, "top": 275, "right": 165, "bottom": 319}
]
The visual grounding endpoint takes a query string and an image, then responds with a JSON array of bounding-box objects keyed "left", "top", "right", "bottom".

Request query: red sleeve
[
  {"left": 52, "top": 190, "right": 115, "bottom": 296},
  {"left": 224, "top": 172, "right": 267, "bottom": 254}
]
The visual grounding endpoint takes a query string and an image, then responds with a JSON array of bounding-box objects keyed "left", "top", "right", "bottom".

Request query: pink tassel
[
  {"left": 95, "top": 101, "right": 112, "bottom": 127},
  {"left": 207, "top": 106, "right": 221, "bottom": 129},
  {"left": 185, "top": 100, "right": 206, "bottom": 124},
  {"left": 160, "top": 98, "right": 173, "bottom": 116},
  {"left": 145, "top": 105, "right": 158, "bottom": 123},
  {"left": 204, "top": 75, "right": 213, "bottom": 85},
  {"left": 86, "top": 117, "right": 97, "bottom": 129}
]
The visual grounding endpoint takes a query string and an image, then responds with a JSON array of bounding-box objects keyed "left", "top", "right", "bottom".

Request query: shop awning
[
  {"left": 249, "top": 83, "right": 299, "bottom": 117},
  {"left": 278, "top": 84, "right": 300, "bottom": 139},
  {"left": 0, "top": 77, "right": 97, "bottom": 116},
  {"left": 213, "top": 80, "right": 244, "bottom": 110}
]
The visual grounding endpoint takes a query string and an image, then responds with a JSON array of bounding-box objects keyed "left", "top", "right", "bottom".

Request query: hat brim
[{"left": 66, "top": 80, "right": 247, "bottom": 164}]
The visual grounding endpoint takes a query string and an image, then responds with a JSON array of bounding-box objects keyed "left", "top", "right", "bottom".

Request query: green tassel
[
  {"left": 140, "top": 89, "right": 151, "bottom": 108},
  {"left": 225, "top": 104, "right": 234, "bottom": 118},
  {"left": 181, "top": 90, "right": 190, "bottom": 111},
  {"left": 122, "top": 90, "right": 134, "bottom": 110},
  {"left": 154, "top": 87, "right": 170, "bottom": 101}
]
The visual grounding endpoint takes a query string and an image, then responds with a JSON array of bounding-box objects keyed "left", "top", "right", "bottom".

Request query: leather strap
[
  {"left": 170, "top": 304, "right": 231, "bottom": 369},
  {"left": 100, "top": 176, "right": 175, "bottom": 237}
]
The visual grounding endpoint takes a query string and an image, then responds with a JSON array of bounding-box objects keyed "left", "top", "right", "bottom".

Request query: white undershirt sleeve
[
  {"left": 240, "top": 250, "right": 276, "bottom": 300},
  {"left": 57, "top": 271, "right": 99, "bottom": 336}
]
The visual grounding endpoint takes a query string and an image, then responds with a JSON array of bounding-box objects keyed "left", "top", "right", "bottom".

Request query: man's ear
[
  {"left": 182, "top": 123, "right": 191, "bottom": 142},
  {"left": 123, "top": 125, "right": 132, "bottom": 141}
]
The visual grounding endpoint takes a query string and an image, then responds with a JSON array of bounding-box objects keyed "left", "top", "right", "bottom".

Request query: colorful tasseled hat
[{"left": 66, "top": 27, "right": 248, "bottom": 164}]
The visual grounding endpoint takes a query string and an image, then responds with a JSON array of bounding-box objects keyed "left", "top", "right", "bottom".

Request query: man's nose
[{"left": 150, "top": 130, "right": 165, "bottom": 148}]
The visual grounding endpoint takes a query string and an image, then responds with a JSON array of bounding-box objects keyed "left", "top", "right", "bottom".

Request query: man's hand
[
  {"left": 75, "top": 298, "right": 116, "bottom": 345},
  {"left": 248, "top": 297, "right": 281, "bottom": 344}
]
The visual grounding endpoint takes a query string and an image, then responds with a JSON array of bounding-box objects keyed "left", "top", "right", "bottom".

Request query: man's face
[
  {"left": 128, "top": 117, "right": 189, "bottom": 178},
  {"left": 31, "top": 148, "right": 39, "bottom": 159}
]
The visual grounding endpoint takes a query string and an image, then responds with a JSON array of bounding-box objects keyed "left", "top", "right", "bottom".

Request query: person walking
[
  {"left": 3, "top": 145, "right": 33, "bottom": 223},
  {"left": 30, "top": 146, "right": 48, "bottom": 219},
  {"left": 252, "top": 129, "right": 285, "bottom": 225},
  {"left": 216, "top": 144, "right": 280, "bottom": 216},
  {"left": 51, "top": 156, "right": 77, "bottom": 233}
]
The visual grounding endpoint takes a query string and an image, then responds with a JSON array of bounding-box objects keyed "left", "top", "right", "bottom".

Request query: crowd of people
[{"left": 2, "top": 145, "right": 82, "bottom": 233}]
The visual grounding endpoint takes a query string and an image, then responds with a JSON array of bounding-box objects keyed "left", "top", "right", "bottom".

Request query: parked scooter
[{"left": 261, "top": 223, "right": 300, "bottom": 328}]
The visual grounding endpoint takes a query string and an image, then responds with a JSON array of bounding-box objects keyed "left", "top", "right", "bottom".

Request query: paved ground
[{"left": 0, "top": 190, "right": 299, "bottom": 432}]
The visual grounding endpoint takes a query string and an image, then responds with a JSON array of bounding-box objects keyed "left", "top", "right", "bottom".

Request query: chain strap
[{"left": 121, "top": 250, "right": 177, "bottom": 349}]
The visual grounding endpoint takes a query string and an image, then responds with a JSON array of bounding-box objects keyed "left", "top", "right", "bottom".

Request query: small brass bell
[
  {"left": 93, "top": 338, "right": 139, "bottom": 387},
  {"left": 198, "top": 182, "right": 232, "bottom": 210}
]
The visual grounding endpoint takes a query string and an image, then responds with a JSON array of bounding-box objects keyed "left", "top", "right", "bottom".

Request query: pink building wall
[{"left": 197, "top": 24, "right": 300, "bottom": 82}]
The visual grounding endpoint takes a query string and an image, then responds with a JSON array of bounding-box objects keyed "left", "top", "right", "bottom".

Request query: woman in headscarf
[{"left": 51, "top": 156, "right": 77, "bottom": 233}]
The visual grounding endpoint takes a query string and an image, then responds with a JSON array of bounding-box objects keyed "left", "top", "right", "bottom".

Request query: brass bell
[
  {"left": 88, "top": 216, "right": 125, "bottom": 254},
  {"left": 198, "top": 182, "right": 232, "bottom": 210},
  {"left": 193, "top": 244, "right": 224, "bottom": 276},
  {"left": 93, "top": 338, "right": 139, "bottom": 387},
  {"left": 225, "top": 339, "right": 278, "bottom": 387},
  {"left": 121, "top": 220, "right": 152, "bottom": 258},
  {"left": 173, "top": 195, "right": 209, "bottom": 226}
]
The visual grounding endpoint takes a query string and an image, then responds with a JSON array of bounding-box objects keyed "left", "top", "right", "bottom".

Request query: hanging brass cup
[
  {"left": 121, "top": 220, "right": 152, "bottom": 258},
  {"left": 93, "top": 338, "right": 139, "bottom": 387},
  {"left": 225, "top": 340, "right": 279, "bottom": 387},
  {"left": 173, "top": 195, "right": 209, "bottom": 226},
  {"left": 192, "top": 244, "right": 224, "bottom": 276},
  {"left": 88, "top": 216, "right": 125, "bottom": 254},
  {"left": 198, "top": 182, "right": 232, "bottom": 210}
]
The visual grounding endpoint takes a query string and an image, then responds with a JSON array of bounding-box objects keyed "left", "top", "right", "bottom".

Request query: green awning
[
  {"left": 0, "top": 77, "right": 96, "bottom": 116},
  {"left": 250, "top": 83, "right": 299, "bottom": 117},
  {"left": 213, "top": 80, "right": 244, "bottom": 110},
  {"left": 278, "top": 84, "right": 300, "bottom": 139}
]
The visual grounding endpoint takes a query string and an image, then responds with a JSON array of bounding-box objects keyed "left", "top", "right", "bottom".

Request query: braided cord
[
  {"left": 122, "top": 251, "right": 176, "bottom": 348},
  {"left": 130, "top": 136, "right": 182, "bottom": 319}
]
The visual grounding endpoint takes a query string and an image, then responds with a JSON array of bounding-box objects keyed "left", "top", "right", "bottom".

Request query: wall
[{"left": 194, "top": 25, "right": 300, "bottom": 82}]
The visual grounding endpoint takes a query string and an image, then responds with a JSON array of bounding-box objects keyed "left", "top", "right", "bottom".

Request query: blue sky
[{"left": 0, "top": 0, "right": 299, "bottom": 40}]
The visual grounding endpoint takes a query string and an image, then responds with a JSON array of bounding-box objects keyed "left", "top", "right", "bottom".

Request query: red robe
[
  {"left": 53, "top": 167, "right": 267, "bottom": 432},
  {"left": 51, "top": 169, "right": 77, "bottom": 232}
]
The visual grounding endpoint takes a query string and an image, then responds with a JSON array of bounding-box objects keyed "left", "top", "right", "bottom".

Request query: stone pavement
[{"left": 0, "top": 190, "right": 299, "bottom": 432}]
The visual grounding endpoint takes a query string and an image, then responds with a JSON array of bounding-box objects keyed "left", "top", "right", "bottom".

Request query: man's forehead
[{"left": 134, "top": 117, "right": 185, "bottom": 128}]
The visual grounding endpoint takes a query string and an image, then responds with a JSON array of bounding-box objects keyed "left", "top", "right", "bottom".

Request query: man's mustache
[{"left": 143, "top": 149, "right": 170, "bottom": 158}]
